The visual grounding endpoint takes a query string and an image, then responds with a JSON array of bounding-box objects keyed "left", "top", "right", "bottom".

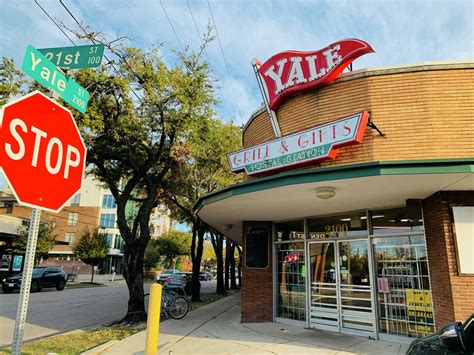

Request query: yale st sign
[
  {"left": 255, "top": 39, "right": 374, "bottom": 111},
  {"left": 228, "top": 112, "right": 369, "bottom": 175},
  {"left": 21, "top": 45, "right": 89, "bottom": 113}
]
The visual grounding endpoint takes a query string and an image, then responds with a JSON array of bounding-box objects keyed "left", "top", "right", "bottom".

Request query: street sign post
[
  {"left": 0, "top": 91, "right": 86, "bottom": 354},
  {"left": 38, "top": 44, "right": 105, "bottom": 69},
  {"left": 21, "top": 45, "right": 89, "bottom": 113}
]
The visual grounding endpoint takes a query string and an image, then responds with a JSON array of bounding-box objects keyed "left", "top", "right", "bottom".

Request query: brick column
[
  {"left": 241, "top": 221, "right": 273, "bottom": 323},
  {"left": 422, "top": 191, "right": 474, "bottom": 330}
]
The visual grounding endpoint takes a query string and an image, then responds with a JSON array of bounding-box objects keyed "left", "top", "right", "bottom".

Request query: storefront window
[
  {"left": 308, "top": 211, "right": 368, "bottom": 240},
  {"left": 373, "top": 235, "right": 434, "bottom": 337},
  {"left": 371, "top": 207, "right": 424, "bottom": 235},
  {"left": 276, "top": 242, "right": 306, "bottom": 321},
  {"left": 275, "top": 220, "right": 304, "bottom": 242}
]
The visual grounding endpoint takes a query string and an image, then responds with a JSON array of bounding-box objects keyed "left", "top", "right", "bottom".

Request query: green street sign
[
  {"left": 37, "top": 44, "right": 105, "bottom": 69},
  {"left": 21, "top": 45, "right": 89, "bottom": 113}
]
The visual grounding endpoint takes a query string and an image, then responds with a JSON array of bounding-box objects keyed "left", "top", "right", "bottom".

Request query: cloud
[{"left": 1, "top": 0, "right": 472, "bottom": 125}]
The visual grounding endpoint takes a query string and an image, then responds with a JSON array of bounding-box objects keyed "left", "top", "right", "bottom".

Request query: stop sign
[{"left": 0, "top": 91, "right": 86, "bottom": 212}]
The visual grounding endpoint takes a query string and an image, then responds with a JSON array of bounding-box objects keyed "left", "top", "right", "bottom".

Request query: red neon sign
[
  {"left": 285, "top": 253, "right": 300, "bottom": 264},
  {"left": 256, "top": 39, "right": 374, "bottom": 111}
]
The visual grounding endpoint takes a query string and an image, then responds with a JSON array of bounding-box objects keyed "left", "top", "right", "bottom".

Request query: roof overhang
[{"left": 195, "top": 159, "right": 474, "bottom": 244}]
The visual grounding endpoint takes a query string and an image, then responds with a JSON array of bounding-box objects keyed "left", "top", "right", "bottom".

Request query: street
[{"left": 0, "top": 280, "right": 216, "bottom": 348}]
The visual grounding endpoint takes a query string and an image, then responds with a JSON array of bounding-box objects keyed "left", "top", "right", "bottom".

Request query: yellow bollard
[{"left": 145, "top": 283, "right": 162, "bottom": 355}]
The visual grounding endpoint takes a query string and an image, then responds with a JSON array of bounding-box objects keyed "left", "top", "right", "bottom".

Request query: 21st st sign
[
  {"left": 228, "top": 112, "right": 369, "bottom": 175},
  {"left": 0, "top": 91, "right": 86, "bottom": 212}
]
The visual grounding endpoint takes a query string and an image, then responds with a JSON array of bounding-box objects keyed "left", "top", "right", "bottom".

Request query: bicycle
[{"left": 145, "top": 284, "right": 190, "bottom": 320}]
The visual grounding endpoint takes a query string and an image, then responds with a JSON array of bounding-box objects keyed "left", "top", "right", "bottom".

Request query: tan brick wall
[
  {"left": 422, "top": 191, "right": 474, "bottom": 330},
  {"left": 243, "top": 67, "right": 474, "bottom": 179},
  {"left": 241, "top": 221, "right": 273, "bottom": 322},
  {"left": 0, "top": 205, "right": 100, "bottom": 252}
]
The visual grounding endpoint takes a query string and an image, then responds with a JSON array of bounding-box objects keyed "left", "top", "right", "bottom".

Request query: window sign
[
  {"left": 12, "top": 255, "right": 23, "bottom": 271},
  {"left": 245, "top": 227, "right": 269, "bottom": 268},
  {"left": 0, "top": 254, "right": 11, "bottom": 271},
  {"left": 452, "top": 206, "right": 474, "bottom": 274}
]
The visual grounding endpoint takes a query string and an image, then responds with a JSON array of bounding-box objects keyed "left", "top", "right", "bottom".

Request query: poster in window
[
  {"left": 245, "top": 227, "right": 269, "bottom": 268},
  {"left": 0, "top": 254, "right": 12, "bottom": 271},
  {"left": 12, "top": 255, "right": 23, "bottom": 271}
]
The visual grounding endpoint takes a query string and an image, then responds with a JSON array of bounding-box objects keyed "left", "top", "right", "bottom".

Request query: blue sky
[
  {"left": 1, "top": 0, "right": 472, "bottom": 126},
  {"left": 0, "top": 0, "right": 472, "bottom": 225}
]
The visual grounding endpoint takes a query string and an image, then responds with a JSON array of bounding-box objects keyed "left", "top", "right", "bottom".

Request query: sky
[
  {"left": 0, "top": 0, "right": 472, "bottom": 126},
  {"left": 0, "top": 0, "right": 472, "bottom": 223}
]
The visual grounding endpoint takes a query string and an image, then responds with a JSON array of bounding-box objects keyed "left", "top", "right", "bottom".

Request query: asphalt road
[{"left": 0, "top": 279, "right": 217, "bottom": 348}]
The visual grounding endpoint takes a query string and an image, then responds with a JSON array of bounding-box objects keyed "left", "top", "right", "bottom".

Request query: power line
[
  {"left": 206, "top": 0, "right": 243, "bottom": 124},
  {"left": 185, "top": 0, "right": 230, "bottom": 114},
  {"left": 55, "top": 0, "right": 143, "bottom": 103},
  {"left": 35, "top": 0, "right": 77, "bottom": 46},
  {"left": 123, "top": 0, "right": 154, "bottom": 46},
  {"left": 160, "top": 0, "right": 184, "bottom": 52}
]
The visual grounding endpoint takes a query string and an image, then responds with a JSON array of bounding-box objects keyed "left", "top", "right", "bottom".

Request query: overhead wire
[
  {"left": 185, "top": 0, "right": 230, "bottom": 114},
  {"left": 159, "top": 0, "right": 184, "bottom": 52},
  {"left": 206, "top": 0, "right": 243, "bottom": 124},
  {"left": 54, "top": 0, "right": 143, "bottom": 103},
  {"left": 35, "top": 0, "right": 77, "bottom": 46}
]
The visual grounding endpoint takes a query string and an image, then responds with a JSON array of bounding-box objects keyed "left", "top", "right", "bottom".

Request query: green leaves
[
  {"left": 12, "top": 222, "right": 56, "bottom": 264},
  {"left": 73, "top": 229, "right": 109, "bottom": 265}
]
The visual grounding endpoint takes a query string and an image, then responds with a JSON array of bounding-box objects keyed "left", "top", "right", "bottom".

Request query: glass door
[
  {"left": 309, "top": 241, "right": 339, "bottom": 331},
  {"left": 338, "top": 240, "right": 375, "bottom": 335},
  {"left": 309, "top": 240, "right": 375, "bottom": 336}
]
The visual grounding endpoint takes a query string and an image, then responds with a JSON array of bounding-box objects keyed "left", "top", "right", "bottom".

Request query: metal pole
[
  {"left": 145, "top": 283, "right": 162, "bottom": 355},
  {"left": 11, "top": 208, "right": 42, "bottom": 354},
  {"left": 251, "top": 59, "right": 282, "bottom": 138}
]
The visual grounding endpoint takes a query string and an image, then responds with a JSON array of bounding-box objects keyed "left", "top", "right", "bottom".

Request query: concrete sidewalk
[{"left": 100, "top": 292, "right": 409, "bottom": 355}]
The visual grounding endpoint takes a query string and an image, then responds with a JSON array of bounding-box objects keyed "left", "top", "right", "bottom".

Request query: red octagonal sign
[{"left": 0, "top": 91, "right": 86, "bottom": 212}]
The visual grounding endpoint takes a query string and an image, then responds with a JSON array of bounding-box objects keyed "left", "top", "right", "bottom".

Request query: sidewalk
[{"left": 98, "top": 291, "right": 410, "bottom": 355}]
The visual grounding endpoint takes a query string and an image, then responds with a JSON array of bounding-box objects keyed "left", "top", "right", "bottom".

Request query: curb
[{"left": 82, "top": 340, "right": 120, "bottom": 355}]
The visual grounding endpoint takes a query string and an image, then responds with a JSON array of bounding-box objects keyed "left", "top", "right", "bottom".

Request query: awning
[{"left": 195, "top": 159, "right": 474, "bottom": 244}]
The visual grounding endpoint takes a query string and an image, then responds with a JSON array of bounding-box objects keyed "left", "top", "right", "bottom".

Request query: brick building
[{"left": 195, "top": 60, "right": 473, "bottom": 341}]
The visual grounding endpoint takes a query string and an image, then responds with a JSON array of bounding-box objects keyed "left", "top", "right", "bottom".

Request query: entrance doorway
[{"left": 308, "top": 239, "right": 375, "bottom": 337}]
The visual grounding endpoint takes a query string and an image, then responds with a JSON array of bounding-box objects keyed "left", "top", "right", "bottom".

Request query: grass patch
[
  {"left": 0, "top": 327, "right": 140, "bottom": 354},
  {"left": 192, "top": 292, "right": 229, "bottom": 310}
]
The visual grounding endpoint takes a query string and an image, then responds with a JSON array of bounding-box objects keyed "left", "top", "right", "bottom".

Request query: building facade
[
  {"left": 0, "top": 174, "right": 174, "bottom": 277},
  {"left": 195, "top": 61, "right": 474, "bottom": 341}
]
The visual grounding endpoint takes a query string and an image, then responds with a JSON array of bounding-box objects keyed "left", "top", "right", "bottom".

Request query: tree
[
  {"left": 155, "top": 230, "right": 191, "bottom": 268},
  {"left": 201, "top": 240, "right": 216, "bottom": 272},
  {"left": 56, "top": 31, "right": 219, "bottom": 322},
  {"left": 0, "top": 57, "right": 26, "bottom": 106},
  {"left": 164, "top": 118, "right": 242, "bottom": 301},
  {"left": 74, "top": 229, "right": 109, "bottom": 284},
  {"left": 210, "top": 229, "right": 226, "bottom": 295},
  {"left": 12, "top": 222, "right": 56, "bottom": 265},
  {"left": 143, "top": 241, "right": 161, "bottom": 272}
]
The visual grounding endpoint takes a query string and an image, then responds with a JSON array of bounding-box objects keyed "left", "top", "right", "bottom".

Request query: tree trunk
[
  {"left": 225, "top": 239, "right": 230, "bottom": 290},
  {"left": 90, "top": 263, "right": 95, "bottom": 284},
  {"left": 211, "top": 231, "right": 226, "bottom": 295},
  {"left": 230, "top": 242, "right": 238, "bottom": 289},
  {"left": 190, "top": 220, "right": 204, "bottom": 301},
  {"left": 121, "top": 242, "right": 147, "bottom": 323}
]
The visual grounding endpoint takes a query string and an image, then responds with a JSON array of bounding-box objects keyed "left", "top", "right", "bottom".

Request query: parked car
[
  {"left": 157, "top": 269, "right": 179, "bottom": 282},
  {"left": 199, "top": 271, "right": 212, "bottom": 281},
  {"left": 407, "top": 313, "right": 474, "bottom": 354},
  {"left": 164, "top": 272, "right": 192, "bottom": 296},
  {"left": 2, "top": 267, "right": 68, "bottom": 293}
]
